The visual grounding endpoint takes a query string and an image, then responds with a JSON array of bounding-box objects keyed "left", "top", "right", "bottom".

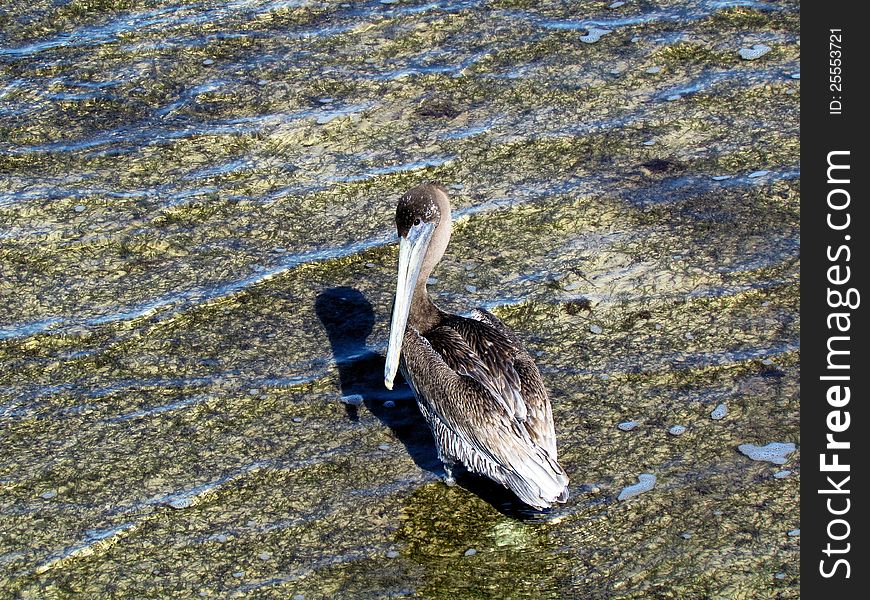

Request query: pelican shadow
[
  {"left": 316, "top": 286, "right": 441, "bottom": 475},
  {"left": 315, "top": 286, "right": 551, "bottom": 518}
]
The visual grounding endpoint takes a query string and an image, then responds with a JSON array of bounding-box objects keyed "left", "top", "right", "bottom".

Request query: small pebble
[
  {"left": 293, "top": 595, "right": 305, "bottom": 600},
  {"left": 738, "top": 442, "right": 796, "bottom": 464},
  {"left": 364, "top": 261, "right": 376, "bottom": 268},
  {"left": 713, "top": 510, "right": 723, "bottom": 516},
  {"left": 645, "top": 66, "right": 661, "bottom": 74},
  {"left": 41, "top": 490, "right": 58, "bottom": 499},
  {"left": 589, "top": 324, "right": 603, "bottom": 334},
  {"left": 787, "top": 528, "right": 800, "bottom": 537},
  {"left": 773, "top": 470, "right": 792, "bottom": 479},
  {"left": 748, "top": 170, "right": 770, "bottom": 178},
  {"left": 465, "top": 284, "right": 477, "bottom": 293},
  {"left": 383, "top": 400, "right": 395, "bottom": 408},
  {"left": 580, "top": 28, "right": 610, "bottom": 44},
  {"left": 642, "top": 139, "right": 656, "bottom": 146},
  {"left": 215, "top": 534, "right": 228, "bottom": 543},
  {"left": 790, "top": 72, "right": 800, "bottom": 79},
  {"left": 258, "top": 79, "right": 268, "bottom": 85},
  {"left": 258, "top": 552, "right": 271, "bottom": 561},
  {"left": 710, "top": 403, "right": 728, "bottom": 420},
  {"left": 318, "top": 97, "right": 334, "bottom": 104},
  {"left": 666, "top": 94, "right": 682, "bottom": 102},
  {"left": 292, "top": 416, "right": 303, "bottom": 423},
  {"left": 684, "top": 332, "right": 694, "bottom": 340},
  {"left": 232, "top": 571, "right": 244, "bottom": 578},
  {"left": 618, "top": 473, "right": 657, "bottom": 501},
  {"left": 609, "top": 2, "right": 625, "bottom": 8},
  {"left": 680, "top": 532, "right": 692, "bottom": 539},
  {"left": 73, "top": 204, "right": 86, "bottom": 213},
  {"left": 630, "top": 36, "right": 641, "bottom": 43},
  {"left": 464, "top": 548, "right": 477, "bottom": 556},
  {"left": 464, "top": 263, "right": 476, "bottom": 271},
  {"left": 775, "top": 572, "right": 786, "bottom": 580},
  {"left": 738, "top": 44, "right": 772, "bottom": 60},
  {"left": 167, "top": 498, "right": 193, "bottom": 510},
  {"left": 341, "top": 394, "right": 364, "bottom": 406},
  {"left": 274, "top": 247, "right": 286, "bottom": 253},
  {"left": 427, "top": 276, "right": 438, "bottom": 285},
  {"left": 668, "top": 425, "right": 687, "bottom": 436},
  {"left": 378, "top": 443, "right": 391, "bottom": 451},
  {"left": 202, "top": 58, "right": 214, "bottom": 65},
  {"left": 654, "top": 323, "right": 663, "bottom": 330},
  {"left": 761, "top": 358, "right": 774, "bottom": 366},
  {"left": 618, "top": 420, "right": 639, "bottom": 431},
  {"left": 248, "top": 388, "right": 260, "bottom": 396},
  {"left": 386, "top": 549, "right": 400, "bottom": 558}
]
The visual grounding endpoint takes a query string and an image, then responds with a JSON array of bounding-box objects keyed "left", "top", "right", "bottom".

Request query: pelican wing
[
  {"left": 400, "top": 325, "right": 568, "bottom": 508},
  {"left": 464, "top": 309, "right": 558, "bottom": 457}
]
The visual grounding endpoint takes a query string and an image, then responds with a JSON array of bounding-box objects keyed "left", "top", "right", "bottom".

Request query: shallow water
[{"left": 1, "top": 0, "right": 799, "bottom": 597}]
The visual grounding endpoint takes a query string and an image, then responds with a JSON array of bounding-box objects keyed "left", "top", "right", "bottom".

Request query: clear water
[{"left": 1, "top": 0, "right": 799, "bottom": 597}]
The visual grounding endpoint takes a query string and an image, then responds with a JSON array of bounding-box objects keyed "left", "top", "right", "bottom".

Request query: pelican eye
[{"left": 414, "top": 218, "right": 421, "bottom": 226}]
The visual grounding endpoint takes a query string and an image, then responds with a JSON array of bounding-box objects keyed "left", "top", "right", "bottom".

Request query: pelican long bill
[{"left": 384, "top": 221, "right": 435, "bottom": 390}]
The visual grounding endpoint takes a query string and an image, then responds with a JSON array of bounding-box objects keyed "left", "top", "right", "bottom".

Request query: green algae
[{"left": 1, "top": 0, "right": 799, "bottom": 597}]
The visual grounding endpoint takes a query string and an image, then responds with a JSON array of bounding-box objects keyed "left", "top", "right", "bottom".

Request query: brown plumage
[{"left": 384, "top": 183, "right": 568, "bottom": 509}]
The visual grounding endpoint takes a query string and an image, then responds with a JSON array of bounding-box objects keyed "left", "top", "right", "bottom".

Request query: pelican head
[{"left": 384, "top": 183, "right": 452, "bottom": 390}]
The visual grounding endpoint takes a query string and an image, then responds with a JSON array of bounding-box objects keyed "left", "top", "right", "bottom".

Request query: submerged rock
[
  {"left": 580, "top": 28, "right": 610, "bottom": 44},
  {"left": 618, "top": 474, "right": 657, "bottom": 501},
  {"left": 711, "top": 403, "right": 728, "bottom": 420},
  {"left": 739, "top": 44, "right": 772, "bottom": 60},
  {"left": 738, "top": 442, "right": 796, "bottom": 464},
  {"left": 668, "top": 425, "right": 687, "bottom": 436}
]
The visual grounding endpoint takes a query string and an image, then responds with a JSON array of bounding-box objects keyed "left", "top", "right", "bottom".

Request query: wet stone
[
  {"left": 645, "top": 66, "right": 662, "bottom": 74},
  {"left": 378, "top": 443, "right": 391, "bottom": 451},
  {"left": 341, "top": 394, "right": 364, "bottom": 406},
  {"left": 580, "top": 28, "right": 610, "bottom": 44},
  {"left": 617, "top": 421, "right": 639, "bottom": 431},
  {"left": 773, "top": 470, "right": 792, "bottom": 479},
  {"left": 383, "top": 400, "right": 395, "bottom": 408},
  {"left": 668, "top": 425, "right": 687, "bottom": 436},
  {"left": 618, "top": 474, "right": 657, "bottom": 501},
  {"left": 167, "top": 498, "right": 193, "bottom": 510},
  {"left": 386, "top": 550, "right": 400, "bottom": 558},
  {"left": 73, "top": 205, "right": 86, "bottom": 213},
  {"left": 464, "top": 284, "right": 477, "bottom": 293},
  {"left": 749, "top": 170, "right": 770, "bottom": 178},
  {"left": 787, "top": 529, "right": 800, "bottom": 537},
  {"left": 40, "top": 490, "right": 58, "bottom": 499},
  {"left": 589, "top": 324, "right": 603, "bottom": 334},
  {"left": 738, "top": 442, "right": 796, "bottom": 465},
  {"left": 464, "top": 548, "right": 477, "bottom": 556},
  {"left": 739, "top": 44, "right": 772, "bottom": 60},
  {"left": 710, "top": 403, "right": 728, "bottom": 420},
  {"left": 258, "top": 552, "right": 271, "bottom": 561}
]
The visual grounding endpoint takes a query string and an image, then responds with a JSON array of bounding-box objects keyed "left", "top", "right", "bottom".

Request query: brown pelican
[{"left": 384, "top": 183, "right": 569, "bottom": 509}]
